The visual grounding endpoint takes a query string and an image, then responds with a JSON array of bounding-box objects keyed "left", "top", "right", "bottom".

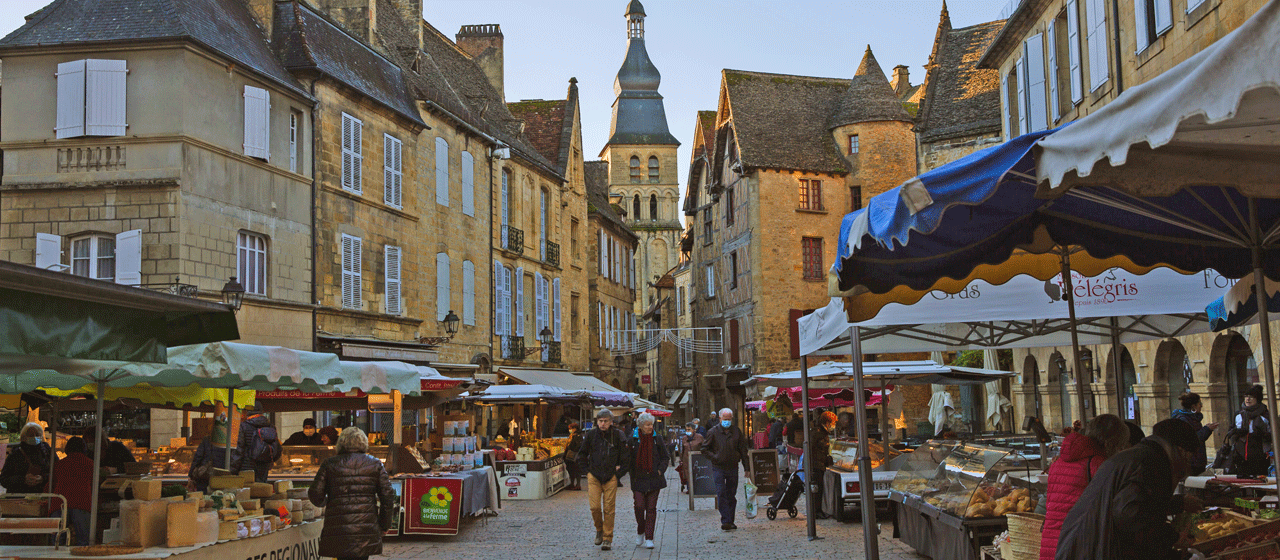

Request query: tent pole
[
  {"left": 88, "top": 378, "right": 105, "bottom": 545},
  {"left": 879, "top": 377, "right": 890, "bottom": 470},
  {"left": 851, "top": 326, "right": 879, "bottom": 559},
  {"left": 1110, "top": 317, "right": 1125, "bottom": 420},
  {"left": 1060, "top": 249, "right": 1090, "bottom": 424},
  {"left": 225, "top": 388, "right": 235, "bottom": 471},
  {"left": 1248, "top": 199, "right": 1280, "bottom": 494},
  {"left": 800, "top": 358, "right": 817, "bottom": 540},
  {"left": 47, "top": 401, "right": 57, "bottom": 514}
]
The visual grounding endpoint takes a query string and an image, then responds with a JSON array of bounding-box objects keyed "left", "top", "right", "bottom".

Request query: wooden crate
[{"left": 1213, "top": 541, "right": 1280, "bottom": 559}]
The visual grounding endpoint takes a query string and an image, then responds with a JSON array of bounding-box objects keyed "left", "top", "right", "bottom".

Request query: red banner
[
  {"left": 401, "top": 476, "right": 463, "bottom": 535},
  {"left": 257, "top": 377, "right": 464, "bottom": 399}
]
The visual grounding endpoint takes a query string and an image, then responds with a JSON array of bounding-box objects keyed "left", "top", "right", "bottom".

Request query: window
[
  {"left": 703, "top": 208, "right": 712, "bottom": 244},
  {"left": 677, "top": 286, "right": 685, "bottom": 316},
  {"left": 436, "top": 252, "right": 451, "bottom": 320},
  {"left": 540, "top": 189, "right": 549, "bottom": 260},
  {"left": 648, "top": 156, "right": 659, "bottom": 183},
  {"left": 341, "top": 113, "right": 363, "bottom": 193},
  {"left": 705, "top": 264, "right": 716, "bottom": 297},
  {"left": 850, "top": 186, "right": 863, "bottom": 211},
  {"left": 341, "top": 234, "right": 362, "bottom": 309},
  {"left": 1134, "top": 0, "right": 1173, "bottom": 53},
  {"left": 730, "top": 251, "right": 739, "bottom": 289},
  {"left": 598, "top": 229, "right": 607, "bottom": 276},
  {"left": 1015, "top": 57, "right": 1028, "bottom": 135},
  {"left": 289, "top": 111, "right": 301, "bottom": 173},
  {"left": 571, "top": 294, "right": 581, "bottom": 344},
  {"left": 1004, "top": 67, "right": 1021, "bottom": 138},
  {"left": 501, "top": 169, "right": 511, "bottom": 247},
  {"left": 535, "top": 274, "right": 547, "bottom": 351},
  {"left": 726, "top": 185, "right": 735, "bottom": 225},
  {"left": 598, "top": 302, "right": 605, "bottom": 347},
  {"left": 1022, "top": 33, "right": 1049, "bottom": 132},
  {"left": 494, "top": 261, "right": 508, "bottom": 335},
  {"left": 630, "top": 156, "right": 642, "bottom": 183},
  {"left": 385, "top": 246, "right": 401, "bottom": 315},
  {"left": 799, "top": 178, "right": 824, "bottom": 211},
  {"left": 514, "top": 267, "right": 525, "bottom": 336},
  {"left": 243, "top": 85, "right": 270, "bottom": 160},
  {"left": 649, "top": 194, "right": 658, "bottom": 221},
  {"left": 56, "top": 59, "right": 127, "bottom": 139},
  {"left": 435, "top": 137, "right": 450, "bottom": 206},
  {"left": 1066, "top": 0, "right": 1084, "bottom": 104},
  {"left": 849, "top": 134, "right": 860, "bottom": 154},
  {"left": 1046, "top": 22, "right": 1061, "bottom": 120},
  {"left": 72, "top": 235, "right": 116, "bottom": 280},
  {"left": 237, "top": 232, "right": 267, "bottom": 296},
  {"left": 570, "top": 219, "right": 580, "bottom": 259},
  {"left": 802, "top": 237, "right": 824, "bottom": 280},
  {"left": 552, "top": 277, "right": 562, "bottom": 343},
  {"left": 462, "top": 260, "right": 476, "bottom": 325},
  {"left": 633, "top": 195, "right": 641, "bottom": 219},
  {"left": 383, "top": 134, "right": 402, "bottom": 208},
  {"left": 461, "top": 151, "right": 475, "bottom": 216},
  {"left": 1086, "top": 0, "right": 1110, "bottom": 91}
]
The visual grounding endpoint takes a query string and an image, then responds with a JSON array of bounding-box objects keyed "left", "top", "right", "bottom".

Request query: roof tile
[{"left": 917, "top": 20, "right": 1006, "bottom": 143}]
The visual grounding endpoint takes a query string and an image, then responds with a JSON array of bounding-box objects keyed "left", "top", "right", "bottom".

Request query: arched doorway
[
  {"left": 1049, "top": 351, "right": 1071, "bottom": 429},
  {"left": 1158, "top": 339, "right": 1191, "bottom": 413},
  {"left": 1225, "top": 334, "right": 1258, "bottom": 409},
  {"left": 1108, "top": 347, "right": 1139, "bottom": 421},
  {"left": 1022, "top": 355, "right": 1041, "bottom": 418}
]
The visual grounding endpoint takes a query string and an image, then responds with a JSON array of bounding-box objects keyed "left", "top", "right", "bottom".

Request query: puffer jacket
[
  {"left": 1040, "top": 433, "right": 1105, "bottom": 560},
  {"left": 628, "top": 432, "right": 670, "bottom": 493},
  {"left": 236, "top": 413, "right": 280, "bottom": 474},
  {"left": 309, "top": 451, "right": 397, "bottom": 559}
]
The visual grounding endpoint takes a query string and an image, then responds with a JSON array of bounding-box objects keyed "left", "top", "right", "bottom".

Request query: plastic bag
[{"left": 743, "top": 479, "right": 758, "bottom": 519}]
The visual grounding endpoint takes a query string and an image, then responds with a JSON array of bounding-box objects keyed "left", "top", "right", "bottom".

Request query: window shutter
[
  {"left": 598, "top": 303, "right": 604, "bottom": 347},
  {"left": 341, "top": 113, "right": 363, "bottom": 193},
  {"left": 1046, "top": 25, "right": 1059, "bottom": 121},
  {"left": 85, "top": 59, "right": 127, "bottom": 136},
  {"left": 435, "top": 137, "right": 449, "bottom": 206},
  {"left": 342, "top": 236, "right": 354, "bottom": 308},
  {"left": 553, "top": 277, "right": 561, "bottom": 342},
  {"left": 1154, "top": 0, "right": 1172, "bottom": 35},
  {"left": 385, "top": 246, "right": 401, "bottom": 315},
  {"left": 1134, "top": 0, "right": 1150, "bottom": 53},
  {"left": 113, "top": 229, "right": 142, "bottom": 285},
  {"left": 436, "top": 253, "right": 450, "bottom": 321},
  {"left": 340, "top": 235, "right": 363, "bottom": 309},
  {"left": 243, "top": 85, "right": 270, "bottom": 159},
  {"left": 463, "top": 260, "right": 475, "bottom": 326},
  {"left": 494, "top": 260, "right": 505, "bottom": 335},
  {"left": 384, "top": 135, "right": 402, "bottom": 208},
  {"left": 56, "top": 60, "right": 86, "bottom": 139},
  {"left": 534, "top": 272, "right": 545, "bottom": 335},
  {"left": 461, "top": 151, "right": 475, "bottom": 216},
  {"left": 504, "top": 267, "right": 513, "bottom": 335},
  {"left": 515, "top": 267, "right": 525, "bottom": 336},
  {"left": 1067, "top": 0, "right": 1084, "bottom": 104},
  {"left": 1025, "top": 34, "right": 1048, "bottom": 132},
  {"left": 1000, "top": 73, "right": 1012, "bottom": 140},
  {"left": 1086, "top": 0, "right": 1109, "bottom": 91},
  {"left": 36, "top": 233, "right": 63, "bottom": 271},
  {"left": 1016, "top": 57, "right": 1028, "bottom": 135},
  {"left": 599, "top": 230, "right": 606, "bottom": 274}
]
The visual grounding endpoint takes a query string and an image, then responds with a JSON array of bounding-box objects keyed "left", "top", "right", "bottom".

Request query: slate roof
[
  {"left": 507, "top": 79, "right": 579, "bottom": 175},
  {"left": 916, "top": 19, "right": 1006, "bottom": 143},
  {"left": 586, "top": 160, "right": 634, "bottom": 237},
  {"left": 829, "top": 47, "right": 913, "bottom": 128},
  {"left": 272, "top": 1, "right": 422, "bottom": 125},
  {"left": 721, "top": 69, "right": 851, "bottom": 174},
  {"left": 0, "top": 0, "right": 306, "bottom": 97},
  {"left": 697, "top": 110, "right": 717, "bottom": 153}
]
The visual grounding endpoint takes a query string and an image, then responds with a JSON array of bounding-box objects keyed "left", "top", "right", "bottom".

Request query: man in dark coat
[
  {"left": 82, "top": 426, "right": 137, "bottom": 473},
  {"left": 283, "top": 418, "right": 326, "bottom": 446},
  {"left": 577, "top": 409, "right": 630, "bottom": 551},
  {"left": 1054, "top": 418, "right": 1201, "bottom": 560},
  {"left": 309, "top": 427, "right": 396, "bottom": 560},
  {"left": 703, "top": 408, "right": 751, "bottom": 531},
  {"left": 767, "top": 416, "right": 786, "bottom": 448},
  {"left": 237, "top": 412, "right": 281, "bottom": 482},
  {"left": 809, "top": 411, "right": 837, "bottom": 519}
]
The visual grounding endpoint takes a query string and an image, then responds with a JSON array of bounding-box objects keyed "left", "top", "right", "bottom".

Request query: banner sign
[
  {"left": 401, "top": 476, "right": 463, "bottom": 535},
  {"left": 258, "top": 377, "right": 464, "bottom": 399}
]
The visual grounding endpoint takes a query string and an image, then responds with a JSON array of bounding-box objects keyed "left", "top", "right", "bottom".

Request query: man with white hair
[{"left": 702, "top": 408, "right": 751, "bottom": 530}]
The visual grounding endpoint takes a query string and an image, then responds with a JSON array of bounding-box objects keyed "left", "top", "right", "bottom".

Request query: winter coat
[
  {"left": 308, "top": 451, "right": 397, "bottom": 559},
  {"left": 1040, "top": 433, "right": 1106, "bottom": 560},
  {"left": 53, "top": 451, "right": 94, "bottom": 511},
  {"left": 283, "top": 431, "right": 326, "bottom": 446},
  {"left": 703, "top": 424, "right": 750, "bottom": 472},
  {"left": 785, "top": 417, "right": 805, "bottom": 447},
  {"left": 628, "top": 432, "right": 670, "bottom": 493},
  {"left": 1054, "top": 438, "right": 1181, "bottom": 560},
  {"left": 0, "top": 441, "right": 52, "bottom": 494},
  {"left": 810, "top": 426, "right": 833, "bottom": 471},
  {"left": 577, "top": 427, "right": 629, "bottom": 484},
  {"left": 767, "top": 419, "right": 786, "bottom": 447},
  {"left": 1228, "top": 404, "right": 1271, "bottom": 472},
  {"left": 191, "top": 438, "right": 241, "bottom": 491},
  {"left": 1171, "top": 408, "right": 1213, "bottom": 473},
  {"left": 237, "top": 413, "right": 281, "bottom": 474}
]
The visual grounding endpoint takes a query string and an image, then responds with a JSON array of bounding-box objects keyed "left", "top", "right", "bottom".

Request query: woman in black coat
[
  {"left": 564, "top": 422, "right": 585, "bottom": 490},
  {"left": 628, "top": 413, "right": 669, "bottom": 549},
  {"left": 309, "top": 427, "right": 397, "bottom": 560},
  {"left": 0, "top": 423, "right": 51, "bottom": 494}
]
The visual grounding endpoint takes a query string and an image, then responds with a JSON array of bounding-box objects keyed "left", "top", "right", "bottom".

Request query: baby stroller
[{"left": 765, "top": 454, "right": 806, "bottom": 520}]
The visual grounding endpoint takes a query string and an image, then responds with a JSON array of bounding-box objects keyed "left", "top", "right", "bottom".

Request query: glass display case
[
  {"left": 890, "top": 442, "right": 1042, "bottom": 519},
  {"left": 829, "top": 438, "right": 903, "bottom": 472}
]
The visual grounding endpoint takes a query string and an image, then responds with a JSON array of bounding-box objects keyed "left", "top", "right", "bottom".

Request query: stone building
[
  {"left": 641, "top": 269, "right": 679, "bottom": 403},
  {"left": 671, "top": 250, "right": 695, "bottom": 420},
  {"left": 598, "top": 1, "right": 681, "bottom": 319},
  {"left": 683, "top": 49, "right": 918, "bottom": 416},
  {"left": 974, "top": 0, "right": 1269, "bottom": 441},
  {"left": 584, "top": 161, "right": 639, "bottom": 391}
]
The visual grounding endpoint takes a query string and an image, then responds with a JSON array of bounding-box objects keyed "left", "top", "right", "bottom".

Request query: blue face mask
[
  {"left": 25, "top": 437, "right": 41, "bottom": 446},
  {"left": 721, "top": 420, "right": 731, "bottom": 429}
]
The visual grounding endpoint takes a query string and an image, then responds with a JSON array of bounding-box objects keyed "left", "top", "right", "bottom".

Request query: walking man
[
  {"left": 703, "top": 408, "right": 751, "bottom": 531},
  {"left": 577, "top": 409, "right": 630, "bottom": 550}
]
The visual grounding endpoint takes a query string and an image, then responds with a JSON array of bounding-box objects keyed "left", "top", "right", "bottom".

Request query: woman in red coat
[{"left": 1039, "top": 414, "right": 1131, "bottom": 560}]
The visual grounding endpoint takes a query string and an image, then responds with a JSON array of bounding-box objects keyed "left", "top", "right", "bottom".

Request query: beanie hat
[
  {"left": 1247, "top": 384, "right": 1265, "bottom": 402},
  {"left": 1151, "top": 418, "right": 1201, "bottom": 454},
  {"left": 303, "top": 418, "right": 317, "bottom": 428}
]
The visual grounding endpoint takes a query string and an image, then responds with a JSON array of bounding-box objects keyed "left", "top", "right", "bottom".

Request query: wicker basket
[{"left": 1004, "top": 512, "right": 1044, "bottom": 560}]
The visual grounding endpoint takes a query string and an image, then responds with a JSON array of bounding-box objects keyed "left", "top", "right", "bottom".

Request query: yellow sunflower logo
[{"left": 428, "top": 486, "right": 452, "bottom": 507}]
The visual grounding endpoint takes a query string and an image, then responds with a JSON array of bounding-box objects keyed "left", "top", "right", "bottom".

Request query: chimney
[
  {"left": 385, "top": 0, "right": 423, "bottom": 48},
  {"left": 891, "top": 65, "right": 911, "bottom": 96},
  {"left": 456, "top": 24, "right": 505, "bottom": 101}
]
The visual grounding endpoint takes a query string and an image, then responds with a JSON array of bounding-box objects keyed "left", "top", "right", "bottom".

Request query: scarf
[
  {"left": 1241, "top": 403, "right": 1269, "bottom": 433},
  {"left": 639, "top": 432, "right": 654, "bottom": 472}
]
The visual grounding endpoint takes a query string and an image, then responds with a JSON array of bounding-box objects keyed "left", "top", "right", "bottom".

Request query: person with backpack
[{"left": 237, "top": 411, "right": 281, "bottom": 482}]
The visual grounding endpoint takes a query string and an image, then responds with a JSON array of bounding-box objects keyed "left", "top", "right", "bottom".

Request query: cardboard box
[
  {"left": 249, "top": 483, "right": 274, "bottom": 498},
  {"left": 166, "top": 500, "right": 199, "bottom": 547},
  {"left": 133, "top": 479, "right": 163, "bottom": 501}
]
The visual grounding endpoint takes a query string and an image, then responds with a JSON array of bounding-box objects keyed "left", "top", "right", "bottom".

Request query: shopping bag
[{"left": 743, "top": 479, "right": 758, "bottom": 519}]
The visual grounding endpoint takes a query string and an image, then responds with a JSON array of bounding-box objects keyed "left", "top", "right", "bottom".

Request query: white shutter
[
  {"left": 1134, "top": 0, "right": 1151, "bottom": 53},
  {"left": 515, "top": 266, "right": 525, "bottom": 336},
  {"left": 384, "top": 135, "right": 402, "bottom": 208},
  {"left": 504, "top": 267, "right": 513, "bottom": 336},
  {"left": 436, "top": 253, "right": 450, "bottom": 321},
  {"left": 341, "top": 235, "right": 362, "bottom": 309},
  {"left": 435, "top": 137, "right": 449, "bottom": 206},
  {"left": 606, "top": 305, "right": 613, "bottom": 350},
  {"left": 1086, "top": 0, "right": 1109, "bottom": 91},
  {"left": 461, "top": 151, "right": 475, "bottom": 217},
  {"left": 243, "top": 85, "right": 270, "bottom": 159},
  {"left": 1046, "top": 25, "right": 1059, "bottom": 122},
  {"left": 494, "top": 260, "right": 505, "bottom": 335},
  {"left": 114, "top": 229, "right": 142, "bottom": 285},
  {"left": 599, "top": 230, "right": 606, "bottom": 275},
  {"left": 341, "top": 113, "right": 363, "bottom": 193},
  {"left": 598, "top": 303, "right": 604, "bottom": 347},
  {"left": 1025, "top": 34, "right": 1048, "bottom": 132},
  {"left": 36, "top": 233, "right": 63, "bottom": 271},
  {"left": 552, "top": 277, "right": 561, "bottom": 342},
  {"left": 463, "top": 260, "right": 475, "bottom": 326},
  {"left": 1067, "top": 0, "right": 1084, "bottom": 104},
  {"left": 56, "top": 60, "right": 86, "bottom": 139},
  {"left": 1016, "top": 57, "right": 1028, "bottom": 136},
  {"left": 534, "top": 272, "right": 545, "bottom": 335},
  {"left": 1000, "top": 73, "right": 1011, "bottom": 140},
  {"left": 85, "top": 59, "right": 126, "bottom": 136},
  {"left": 1154, "top": 0, "right": 1172, "bottom": 35},
  {"left": 385, "top": 246, "right": 402, "bottom": 315}
]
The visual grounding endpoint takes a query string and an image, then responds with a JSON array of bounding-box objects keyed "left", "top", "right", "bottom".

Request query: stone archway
[
  {"left": 1022, "top": 355, "right": 1041, "bottom": 418},
  {"left": 1154, "top": 339, "right": 1190, "bottom": 418},
  {"left": 1212, "top": 332, "right": 1258, "bottom": 410},
  {"left": 1106, "top": 346, "right": 1139, "bottom": 421},
  {"left": 1049, "top": 351, "right": 1071, "bottom": 429}
]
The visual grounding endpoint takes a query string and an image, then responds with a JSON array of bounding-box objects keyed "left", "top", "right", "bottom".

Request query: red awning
[{"left": 258, "top": 376, "right": 465, "bottom": 399}]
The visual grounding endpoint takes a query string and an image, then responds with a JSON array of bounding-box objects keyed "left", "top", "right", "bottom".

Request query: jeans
[
  {"left": 713, "top": 466, "right": 738, "bottom": 524},
  {"left": 633, "top": 490, "right": 660, "bottom": 539},
  {"left": 587, "top": 474, "right": 618, "bottom": 540},
  {"left": 68, "top": 508, "right": 90, "bottom": 546}
]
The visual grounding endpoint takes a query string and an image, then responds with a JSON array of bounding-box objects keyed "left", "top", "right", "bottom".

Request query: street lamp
[
  {"left": 420, "top": 310, "right": 461, "bottom": 345},
  {"left": 539, "top": 326, "right": 553, "bottom": 347},
  {"left": 221, "top": 277, "right": 245, "bottom": 311}
]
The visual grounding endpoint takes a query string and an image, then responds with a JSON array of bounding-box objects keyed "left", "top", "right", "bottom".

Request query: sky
[{"left": 0, "top": 0, "right": 1010, "bottom": 189}]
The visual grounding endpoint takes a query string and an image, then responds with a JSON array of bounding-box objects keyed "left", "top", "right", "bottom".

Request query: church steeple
[{"left": 606, "top": 0, "right": 678, "bottom": 147}]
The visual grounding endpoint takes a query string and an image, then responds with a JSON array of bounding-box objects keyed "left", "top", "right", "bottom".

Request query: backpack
[{"left": 252, "top": 426, "right": 281, "bottom": 463}]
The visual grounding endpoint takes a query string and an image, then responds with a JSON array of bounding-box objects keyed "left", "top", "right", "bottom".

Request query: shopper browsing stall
[
  {"left": 1227, "top": 384, "right": 1271, "bottom": 477},
  {"left": 53, "top": 437, "right": 94, "bottom": 546},
  {"left": 1039, "top": 414, "right": 1132, "bottom": 560},
  {"left": 82, "top": 425, "right": 136, "bottom": 474},
  {"left": 190, "top": 416, "right": 239, "bottom": 492},
  {"left": 237, "top": 411, "right": 282, "bottom": 482},
  {"left": 309, "top": 427, "right": 397, "bottom": 560},
  {"left": 1, "top": 423, "right": 50, "bottom": 493}
]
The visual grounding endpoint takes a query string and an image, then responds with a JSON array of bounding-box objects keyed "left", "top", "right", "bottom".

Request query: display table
[
  {"left": 0, "top": 519, "right": 322, "bottom": 560},
  {"left": 393, "top": 467, "right": 495, "bottom": 536},
  {"left": 494, "top": 456, "right": 566, "bottom": 500},
  {"left": 891, "top": 492, "right": 1007, "bottom": 560}
]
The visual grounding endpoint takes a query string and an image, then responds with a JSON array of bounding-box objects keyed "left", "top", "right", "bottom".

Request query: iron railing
[
  {"left": 502, "top": 226, "right": 524, "bottom": 255},
  {"left": 502, "top": 336, "right": 525, "bottom": 360},
  {"left": 545, "top": 241, "right": 560, "bottom": 268},
  {"left": 546, "top": 341, "right": 562, "bottom": 364},
  {"left": 138, "top": 277, "right": 198, "bottom": 298}
]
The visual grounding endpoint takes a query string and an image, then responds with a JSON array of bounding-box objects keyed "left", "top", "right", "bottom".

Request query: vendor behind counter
[
  {"left": 284, "top": 418, "right": 327, "bottom": 446},
  {"left": 83, "top": 426, "right": 137, "bottom": 473}
]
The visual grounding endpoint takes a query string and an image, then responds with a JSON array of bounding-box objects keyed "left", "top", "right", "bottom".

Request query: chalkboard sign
[
  {"left": 749, "top": 449, "right": 779, "bottom": 494},
  {"left": 686, "top": 451, "right": 717, "bottom": 510}
]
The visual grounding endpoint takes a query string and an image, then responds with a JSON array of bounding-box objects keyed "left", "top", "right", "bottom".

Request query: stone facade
[{"left": 585, "top": 161, "right": 640, "bottom": 391}]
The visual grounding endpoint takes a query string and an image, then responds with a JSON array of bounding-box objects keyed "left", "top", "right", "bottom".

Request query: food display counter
[
  {"left": 495, "top": 456, "right": 567, "bottom": 500},
  {"left": 889, "top": 441, "right": 1044, "bottom": 560},
  {"left": 824, "top": 439, "right": 906, "bottom": 521}
]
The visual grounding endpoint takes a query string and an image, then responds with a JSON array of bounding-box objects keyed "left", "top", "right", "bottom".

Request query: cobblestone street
[{"left": 379, "top": 471, "right": 929, "bottom": 560}]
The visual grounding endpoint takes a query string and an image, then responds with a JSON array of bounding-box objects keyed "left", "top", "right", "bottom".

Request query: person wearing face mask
[
  {"left": 284, "top": 418, "right": 326, "bottom": 446},
  {"left": 1, "top": 423, "right": 52, "bottom": 494},
  {"left": 627, "top": 413, "right": 668, "bottom": 549},
  {"left": 1170, "top": 392, "right": 1216, "bottom": 477},
  {"left": 677, "top": 422, "right": 704, "bottom": 493},
  {"left": 703, "top": 408, "right": 751, "bottom": 531},
  {"left": 1228, "top": 385, "right": 1272, "bottom": 477}
]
